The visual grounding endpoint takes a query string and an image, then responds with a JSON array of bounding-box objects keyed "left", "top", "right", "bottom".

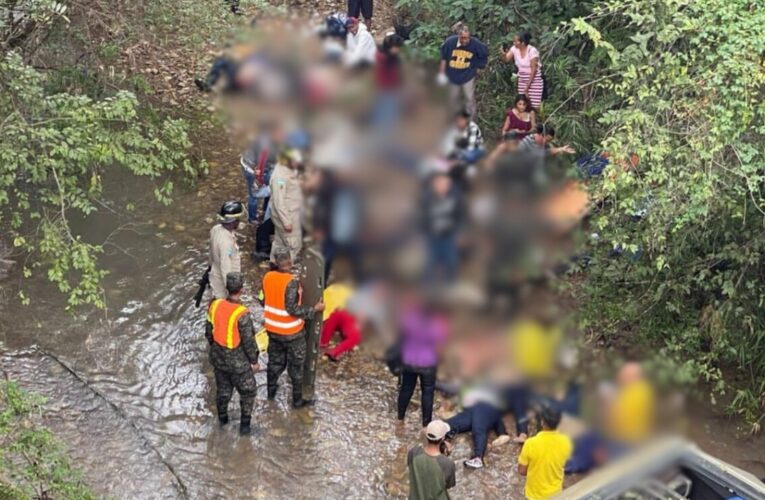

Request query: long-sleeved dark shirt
[{"left": 205, "top": 309, "right": 259, "bottom": 373}]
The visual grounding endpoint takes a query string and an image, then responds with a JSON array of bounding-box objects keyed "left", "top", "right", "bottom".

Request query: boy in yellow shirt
[{"left": 518, "top": 405, "right": 572, "bottom": 499}]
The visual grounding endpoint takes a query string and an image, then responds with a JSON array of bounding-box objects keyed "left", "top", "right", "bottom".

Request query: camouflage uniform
[
  {"left": 266, "top": 279, "right": 316, "bottom": 403},
  {"left": 205, "top": 307, "right": 258, "bottom": 423}
]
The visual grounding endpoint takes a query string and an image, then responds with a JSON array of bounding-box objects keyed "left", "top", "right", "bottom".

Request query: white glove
[{"left": 436, "top": 73, "right": 449, "bottom": 87}]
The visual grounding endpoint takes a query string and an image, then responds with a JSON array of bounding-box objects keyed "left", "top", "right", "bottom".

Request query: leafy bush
[
  {"left": 0, "top": 381, "right": 95, "bottom": 499},
  {"left": 401, "top": 0, "right": 765, "bottom": 428},
  {"left": 0, "top": 53, "right": 200, "bottom": 309}
]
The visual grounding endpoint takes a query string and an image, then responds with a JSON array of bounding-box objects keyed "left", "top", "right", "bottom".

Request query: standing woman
[
  {"left": 501, "top": 95, "right": 536, "bottom": 140},
  {"left": 503, "top": 32, "right": 544, "bottom": 110}
]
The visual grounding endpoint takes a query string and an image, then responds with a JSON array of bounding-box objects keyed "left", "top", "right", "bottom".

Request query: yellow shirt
[
  {"left": 322, "top": 283, "right": 354, "bottom": 321},
  {"left": 509, "top": 320, "right": 562, "bottom": 379},
  {"left": 608, "top": 380, "right": 655, "bottom": 443},
  {"left": 518, "top": 430, "right": 573, "bottom": 500}
]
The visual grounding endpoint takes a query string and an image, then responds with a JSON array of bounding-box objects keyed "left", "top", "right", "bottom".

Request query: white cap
[{"left": 425, "top": 420, "right": 450, "bottom": 441}]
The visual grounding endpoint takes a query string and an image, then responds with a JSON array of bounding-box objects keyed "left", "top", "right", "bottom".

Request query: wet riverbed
[{"left": 1, "top": 163, "right": 763, "bottom": 499}]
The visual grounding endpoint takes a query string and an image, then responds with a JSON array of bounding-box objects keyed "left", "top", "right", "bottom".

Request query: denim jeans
[
  {"left": 241, "top": 166, "right": 258, "bottom": 223},
  {"left": 426, "top": 234, "right": 458, "bottom": 284},
  {"left": 446, "top": 403, "right": 506, "bottom": 458},
  {"left": 459, "top": 147, "right": 486, "bottom": 165}
]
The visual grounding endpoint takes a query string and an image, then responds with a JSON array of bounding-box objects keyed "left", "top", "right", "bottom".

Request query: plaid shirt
[{"left": 460, "top": 121, "right": 484, "bottom": 151}]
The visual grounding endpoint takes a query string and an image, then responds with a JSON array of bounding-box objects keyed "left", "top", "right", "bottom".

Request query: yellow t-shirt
[
  {"left": 322, "top": 283, "right": 354, "bottom": 321},
  {"left": 518, "top": 430, "right": 573, "bottom": 500},
  {"left": 608, "top": 380, "right": 655, "bottom": 444},
  {"left": 509, "top": 320, "right": 562, "bottom": 379}
]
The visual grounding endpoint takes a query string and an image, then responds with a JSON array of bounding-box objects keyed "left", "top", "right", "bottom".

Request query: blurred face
[
  {"left": 389, "top": 46, "right": 401, "bottom": 56},
  {"left": 512, "top": 35, "right": 523, "bottom": 48},
  {"left": 458, "top": 30, "right": 470, "bottom": 45},
  {"left": 455, "top": 116, "right": 468, "bottom": 130},
  {"left": 516, "top": 99, "right": 528, "bottom": 112},
  {"left": 349, "top": 23, "right": 359, "bottom": 35},
  {"left": 432, "top": 175, "right": 452, "bottom": 197}
]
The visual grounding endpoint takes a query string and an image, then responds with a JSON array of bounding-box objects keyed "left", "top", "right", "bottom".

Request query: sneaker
[{"left": 464, "top": 457, "right": 484, "bottom": 469}]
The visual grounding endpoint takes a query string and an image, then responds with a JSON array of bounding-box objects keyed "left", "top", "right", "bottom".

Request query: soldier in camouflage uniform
[
  {"left": 261, "top": 250, "right": 324, "bottom": 408},
  {"left": 205, "top": 272, "right": 259, "bottom": 435}
]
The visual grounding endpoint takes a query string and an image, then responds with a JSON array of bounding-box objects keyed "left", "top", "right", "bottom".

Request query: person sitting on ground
[
  {"left": 319, "top": 277, "right": 361, "bottom": 361},
  {"left": 344, "top": 17, "right": 377, "bottom": 68},
  {"left": 518, "top": 403, "right": 573, "bottom": 500},
  {"left": 519, "top": 124, "right": 576, "bottom": 156},
  {"left": 445, "top": 383, "right": 510, "bottom": 470},
  {"left": 501, "top": 95, "right": 536, "bottom": 140},
  {"left": 407, "top": 420, "right": 457, "bottom": 500},
  {"left": 442, "top": 109, "right": 485, "bottom": 165}
]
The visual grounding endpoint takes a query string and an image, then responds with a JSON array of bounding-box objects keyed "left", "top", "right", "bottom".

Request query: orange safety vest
[
  {"left": 262, "top": 271, "right": 304, "bottom": 335},
  {"left": 207, "top": 299, "right": 249, "bottom": 349}
]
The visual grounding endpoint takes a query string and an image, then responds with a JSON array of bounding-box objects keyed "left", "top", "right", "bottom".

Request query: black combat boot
[
  {"left": 292, "top": 392, "right": 316, "bottom": 409},
  {"left": 218, "top": 413, "right": 229, "bottom": 426},
  {"left": 240, "top": 417, "right": 252, "bottom": 435}
]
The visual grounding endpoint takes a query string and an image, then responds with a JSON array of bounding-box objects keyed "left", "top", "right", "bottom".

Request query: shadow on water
[{"left": 0, "top": 165, "right": 762, "bottom": 499}]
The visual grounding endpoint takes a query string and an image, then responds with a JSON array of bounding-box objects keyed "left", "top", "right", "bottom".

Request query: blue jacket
[{"left": 440, "top": 35, "right": 488, "bottom": 85}]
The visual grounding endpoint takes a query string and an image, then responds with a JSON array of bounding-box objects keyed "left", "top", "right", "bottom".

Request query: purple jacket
[{"left": 400, "top": 306, "right": 447, "bottom": 369}]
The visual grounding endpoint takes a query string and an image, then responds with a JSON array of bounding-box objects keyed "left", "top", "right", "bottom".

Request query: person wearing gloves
[
  {"left": 438, "top": 24, "right": 488, "bottom": 118},
  {"left": 344, "top": 17, "right": 377, "bottom": 68}
]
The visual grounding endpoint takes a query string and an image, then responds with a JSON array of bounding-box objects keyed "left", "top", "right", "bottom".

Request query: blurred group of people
[{"left": 195, "top": 11, "right": 663, "bottom": 500}]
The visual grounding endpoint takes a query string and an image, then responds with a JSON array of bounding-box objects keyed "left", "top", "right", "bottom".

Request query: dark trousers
[
  {"left": 426, "top": 234, "right": 458, "bottom": 284},
  {"left": 323, "top": 238, "right": 363, "bottom": 283},
  {"left": 504, "top": 385, "right": 531, "bottom": 435},
  {"left": 214, "top": 368, "right": 257, "bottom": 422},
  {"left": 256, "top": 218, "right": 274, "bottom": 256},
  {"left": 446, "top": 403, "right": 506, "bottom": 458},
  {"left": 266, "top": 333, "right": 307, "bottom": 402},
  {"left": 347, "top": 0, "right": 373, "bottom": 20},
  {"left": 205, "top": 57, "right": 238, "bottom": 90},
  {"left": 397, "top": 367, "right": 437, "bottom": 426}
]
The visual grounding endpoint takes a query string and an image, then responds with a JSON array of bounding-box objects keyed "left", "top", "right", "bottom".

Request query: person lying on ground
[
  {"left": 445, "top": 383, "right": 510, "bottom": 470},
  {"left": 319, "top": 278, "right": 361, "bottom": 361}
]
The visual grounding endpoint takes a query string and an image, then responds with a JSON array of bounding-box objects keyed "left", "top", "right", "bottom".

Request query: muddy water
[
  {"left": 0, "top": 164, "right": 526, "bottom": 499},
  {"left": 1, "top": 163, "right": 763, "bottom": 499}
]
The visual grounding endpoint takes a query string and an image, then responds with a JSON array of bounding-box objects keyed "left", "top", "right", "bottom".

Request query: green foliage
[
  {"left": 0, "top": 381, "right": 95, "bottom": 499},
  {"left": 0, "top": 53, "right": 199, "bottom": 309},
  {"left": 567, "top": 0, "right": 765, "bottom": 429},
  {"left": 401, "top": 0, "right": 765, "bottom": 427}
]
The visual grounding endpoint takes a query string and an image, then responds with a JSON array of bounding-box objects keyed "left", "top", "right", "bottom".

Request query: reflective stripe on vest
[
  {"left": 262, "top": 271, "right": 304, "bottom": 335},
  {"left": 208, "top": 299, "right": 248, "bottom": 349}
]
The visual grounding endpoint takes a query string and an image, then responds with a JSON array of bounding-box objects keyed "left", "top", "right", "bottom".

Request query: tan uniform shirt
[
  {"left": 209, "top": 224, "right": 241, "bottom": 299},
  {"left": 269, "top": 163, "right": 304, "bottom": 261}
]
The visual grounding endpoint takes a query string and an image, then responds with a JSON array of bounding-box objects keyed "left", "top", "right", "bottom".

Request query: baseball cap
[{"left": 425, "top": 420, "right": 450, "bottom": 441}]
